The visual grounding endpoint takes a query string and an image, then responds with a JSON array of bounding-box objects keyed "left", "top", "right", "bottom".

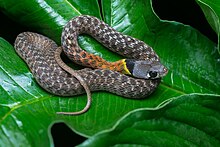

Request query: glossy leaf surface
[
  {"left": 0, "top": 0, "right": 219, "bottom": 146},
  {"left": 80, "top": 94, "right": 220, "bottom": 146},
  {"left": 196, "top": 0, "right": 220, "bottom": 53}
]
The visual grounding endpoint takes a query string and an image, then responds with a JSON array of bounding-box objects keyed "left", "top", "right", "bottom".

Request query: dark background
[{"left": 0, "top": 0, "right": 217, "bottom": 146}]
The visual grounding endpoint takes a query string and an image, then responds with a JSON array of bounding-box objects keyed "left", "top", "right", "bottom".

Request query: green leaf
[
  {"left": 195, "top": 0, "right": 220, "bottom": 53},
  {"left": 0, "top": 0, "right": 219, "bottom": 146},
  {"left": 0, "top": 37, "right": 53, "bottom": 146},
  {"left": 79, "top": 94, "right": 220, "bottom": 146}
]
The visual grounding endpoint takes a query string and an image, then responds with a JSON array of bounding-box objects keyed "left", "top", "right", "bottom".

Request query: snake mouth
[{"left": 162, "top": 66, "right": 169, "bottom": 77}]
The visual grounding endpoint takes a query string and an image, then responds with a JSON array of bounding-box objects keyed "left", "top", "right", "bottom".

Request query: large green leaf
[
  {"left": 79, "top": 94, "right": 220, "bottom": 146},
  {"left": 195, "top": 0, "right": 220, "bottom": 53},
  {"left": 0, "top": 0, "right": 219, "bottom": 146}
]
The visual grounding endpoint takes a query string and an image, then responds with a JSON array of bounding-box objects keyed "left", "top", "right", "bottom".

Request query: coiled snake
[{"left": 14, "top": 15, "right": 168, "bottom": 115}]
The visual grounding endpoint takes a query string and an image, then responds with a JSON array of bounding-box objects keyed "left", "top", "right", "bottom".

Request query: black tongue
[{"left": 125, "top": 59, "right": 135, "bottom": 74}]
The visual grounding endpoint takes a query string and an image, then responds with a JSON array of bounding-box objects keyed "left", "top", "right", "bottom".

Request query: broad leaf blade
[
  {"left": 0, "top": 0, "right": 101, "bottom": 43},
  {"left": 0, "top": 0, "right": 219, "bottom": 146},
  {"left": 0, "top": 37, "right": 53, "bottom": 146},
  {"left": 196, "top": 0, "right": 220, "bottom": 53},
  {"left": 79, "top": 94, "right": 220, "bottom": 146}
]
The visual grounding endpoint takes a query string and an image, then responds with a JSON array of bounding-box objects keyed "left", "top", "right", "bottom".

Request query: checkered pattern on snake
[
  {"left": 14, "top": 15, "right": 162, "bottom": 99},
  {"left": 62, "top": 15, "right": 160, "bottom": 72}
]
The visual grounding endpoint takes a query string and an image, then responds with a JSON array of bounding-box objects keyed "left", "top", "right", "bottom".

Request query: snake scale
[{"left": 14, "top": 15, "right": 168, "bottom": 115}]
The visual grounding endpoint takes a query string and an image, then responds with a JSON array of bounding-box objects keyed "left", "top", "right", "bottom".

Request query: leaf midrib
[{"left": 0, "top": 95, "right": 53, "bottom": 124}]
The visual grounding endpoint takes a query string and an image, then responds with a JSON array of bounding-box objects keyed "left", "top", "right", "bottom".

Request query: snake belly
[{"left": 14, "top": 16, "right": 161, "bottom": 98}]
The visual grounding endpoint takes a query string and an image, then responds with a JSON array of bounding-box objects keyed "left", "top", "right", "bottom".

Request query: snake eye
[{"left": 149, "top": 71, "right": 158, "bottom": 78}]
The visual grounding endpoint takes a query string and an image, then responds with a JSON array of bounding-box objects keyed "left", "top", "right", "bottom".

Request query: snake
[{"left": 14, "top": 15, "right": 168, "bottom": 115}]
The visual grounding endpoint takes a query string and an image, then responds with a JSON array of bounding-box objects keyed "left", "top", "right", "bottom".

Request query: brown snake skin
[
  {"left": 62, "top": 15, "right": 161, "bottom": 70},
  {"left": 14, "top": 15, "right": 165, "bottom": 114}
]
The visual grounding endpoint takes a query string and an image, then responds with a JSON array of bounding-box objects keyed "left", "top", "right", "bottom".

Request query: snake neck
[{"left": 100, "top": 59, "right": 131, "bottom": 75}]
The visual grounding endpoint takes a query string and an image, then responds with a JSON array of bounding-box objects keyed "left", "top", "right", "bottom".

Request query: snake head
[{"left": 126, "top": 59, "right": 168, "bottom": 79}]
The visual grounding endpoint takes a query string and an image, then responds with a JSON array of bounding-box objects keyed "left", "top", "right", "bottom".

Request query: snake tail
[{"left": 55, "top": 47, "right": 91, "bottom": 115}]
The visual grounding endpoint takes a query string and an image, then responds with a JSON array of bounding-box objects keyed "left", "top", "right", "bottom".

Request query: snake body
[
  {"left": 14, "top": 15, "right": 167, "bottom": 115},
  {"left": 62, "top": 15, "right": 166, "bottom": 78}
]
